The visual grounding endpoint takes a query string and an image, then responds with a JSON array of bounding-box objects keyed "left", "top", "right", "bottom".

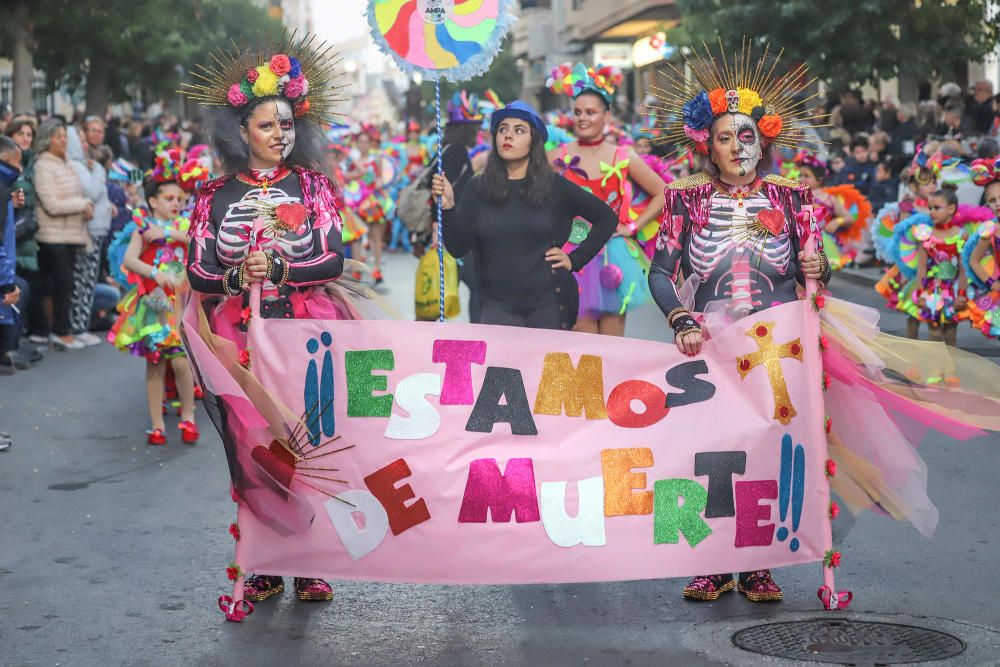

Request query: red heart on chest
[
  {"left": 756, "top": 208, "right": 785, "bottom": 236},
  {"left": 250, "top": 440, "right": 296, "bottom": 491},
  {"left": 275, "top": 202, "right": 308, "bottom": 232}
]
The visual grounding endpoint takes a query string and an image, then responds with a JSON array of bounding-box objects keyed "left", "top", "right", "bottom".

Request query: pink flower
[
  {"left": 822, "top": 373, "right": 831, "bottom": 391},
  {"left": 270, "top": 54, "right": 292, "bottom": 76},
  {"left": 240, "top": 307, "right": 252, "bottom": 325},
  {"left": 227, "top": 84, "right": 248, "bottom": 107},
  {"left": 825, "top": 417, "right": 833, "bottom": 434},
  {"left": 683, "top": 125, "right": 710, "bottom": 143},
  {"left": 825, "top": 459, "right": 837, "bottom": 478},
  {"left": 829, "top": 501, "right": 841, "bottom": 520},
  {"left": 819, "top": 335, "right": 830, "bottom": 351},
  {"left": 239, "top": 349, "right": 251, "bottom": 369},
  {"left": 245, "top": 68, "right": 259, "bottom": 83},
  {"left": 283, "top": 75, "right": 305, "bottom": 100},
  {"left": 827, "top": 550, "right": 842, "bottom": 567}
]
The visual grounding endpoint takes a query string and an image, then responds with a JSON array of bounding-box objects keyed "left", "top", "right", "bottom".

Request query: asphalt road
[{"left": 1, "top": 252, "right": 998, "bottom": 666}]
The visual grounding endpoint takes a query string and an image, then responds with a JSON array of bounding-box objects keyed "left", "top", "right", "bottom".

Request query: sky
[{"left": 312, "top": 0, "right": 369, "bottom": 44}]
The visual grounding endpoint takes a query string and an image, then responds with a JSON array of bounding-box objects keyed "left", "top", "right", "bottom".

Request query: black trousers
[
  {"left": 480, "top": 296, "right": 563, "bottom": 330},
  {"left": 37, "top": 243, "right": 81, "bottom": 336}
]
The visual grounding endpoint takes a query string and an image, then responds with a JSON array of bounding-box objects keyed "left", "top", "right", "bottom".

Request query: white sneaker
[
  {"left": 28, "top": 335, "right": 48, "bottom": 345},
  {"left": 75, "top": 332, "right": 103, "bottom": 347},
  {"left": 49, "top": 334, "right": 85, "bottom": 350},
  {"left": 0, "top": 438, "right": 11, "bottom": 451}
]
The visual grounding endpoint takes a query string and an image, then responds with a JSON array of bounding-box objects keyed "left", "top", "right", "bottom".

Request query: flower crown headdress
[
  {"left": 647, "top": 39, "right": 824, "bottom": 155},
  {"left": 147, "top": 146, "right": 211, "bottom": 193},
  {"left": 180, "top": 30, "right": 346, "bottom": 125},
  {"left": 547, "top": 63, "right": 623, "bottom": 104}
]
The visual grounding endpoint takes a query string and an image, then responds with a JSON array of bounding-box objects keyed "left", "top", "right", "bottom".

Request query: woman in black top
[{"left": 432, "top": 101, "right": 616, "bottom": 330}]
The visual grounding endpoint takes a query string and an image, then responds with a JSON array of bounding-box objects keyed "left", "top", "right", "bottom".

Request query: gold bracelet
[
  {"left": 666, "top": 307, "right": 689, "bottom": 325},
  {"left": 237, "top": 262, "right": 247, "bottom": 291},
  {"left": 276, "top": 257, "right": 290, "bottom": 287},
  {"left": 222, "top": 266, "right": 235, "bottom": 296},
  {"left": 264, "top": 250, "right": 275, "bottom": 283}
]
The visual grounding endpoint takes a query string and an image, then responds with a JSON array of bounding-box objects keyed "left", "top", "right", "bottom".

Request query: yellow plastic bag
[{"left": 415, "top": 250, "right": 461, "bottom": 321}]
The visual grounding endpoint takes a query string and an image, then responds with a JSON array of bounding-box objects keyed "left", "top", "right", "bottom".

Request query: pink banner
[{"left": 198, "top": 299, "right": 831, "bottom": 585}]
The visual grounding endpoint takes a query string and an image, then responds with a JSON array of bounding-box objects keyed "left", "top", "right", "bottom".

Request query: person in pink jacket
[{"left": 32, "top": 119, "right": 94, "bottom": 350}]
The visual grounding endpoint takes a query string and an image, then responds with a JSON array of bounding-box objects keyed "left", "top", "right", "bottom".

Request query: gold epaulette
[
  {"left": 763, "top": 173, "right": 805, "bottom": 189},
  {"left": 667, "top": 172, "right": 711, "bottom": 190}
]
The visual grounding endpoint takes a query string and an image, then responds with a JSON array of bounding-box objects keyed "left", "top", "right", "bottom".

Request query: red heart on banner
[
  {"left": 251, "top": 440, "right": 296, "bottom": 490},
  {"left": 275, "top": 202, "right": 308, "bottom": 232},
  {"left": 756, "top": 208, "right": 785, "bottom": 236}
]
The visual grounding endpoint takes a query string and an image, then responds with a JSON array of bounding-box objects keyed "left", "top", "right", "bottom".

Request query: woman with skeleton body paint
[
  {"left": 184, "top": 40, "right": 361, "bottom": 606},
  {"left": 647, "top": 42, "right": 1000, "bottom": 607},
  {"left": 647, "top": 48, "right": 831, "bottom": 603}
]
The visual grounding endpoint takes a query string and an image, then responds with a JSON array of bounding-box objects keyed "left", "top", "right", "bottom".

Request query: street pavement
[{"left": 1, "top": 251, "right": 999, "bottom": 666}]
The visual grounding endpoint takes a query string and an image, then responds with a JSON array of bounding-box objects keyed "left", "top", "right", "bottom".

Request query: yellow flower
[
  {"left": 252, "top": 65, "right": 279, "bottom": 97},
  {"left": 737, "top": 88, "right": 763, "bottom": 116}
]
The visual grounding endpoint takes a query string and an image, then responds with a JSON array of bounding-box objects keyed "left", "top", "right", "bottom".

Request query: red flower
[
  {"left": 239, "top": 349, "right": 251, "bottom": 369},
  {"left": 824, "top": 550, "right": 842, "bottom": 568},
  {"left": 822, "top": 373, "right": 831, "bottom": 391},
  {"left": 708, "top": 88, "right": 727, "bottom": 115},
  {"left": 228, "top": 523, "right": 241, "bottom": 541},
  {"left": 245, "top": 68, "right": 259, "bottom": 84},
  {"left": 269, "top": 54, "right": 292, "bottom": 76},
  {"left": 825, "top": 417, "right": 833, "bottom": 434},
  {"left": 819, "top": 335, "right": 830, "bottom": 351},
  {"left": 812, "top": 292, "right": 826, "bottom": 311},
  {"left": 226, "top": 562, "right": 243, "bottom": 581},
  {"left": 825, "top": 459, "right": 837, "bottom": 478},
  {"left": 240, "top": 307, "right": 252, "bottom": 325},
  {"left": 293, "top": 98, "right": 311, "bottom": 118},
  {"left": 829, "top": 501, "right": 840, "bottom": 520}
]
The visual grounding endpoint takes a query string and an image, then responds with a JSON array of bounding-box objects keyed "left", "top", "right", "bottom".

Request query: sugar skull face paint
[{"left": 710, "top": 113, "right": 763, "bottom": 182}]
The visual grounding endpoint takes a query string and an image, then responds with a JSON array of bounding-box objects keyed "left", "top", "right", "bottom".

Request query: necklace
[
  {"left": 577, "top": 137, "right": 605, "bottom": 147},
  {"left": 236, "top": 165, "right": 292, "bottom": 195},
  {"left": 713, "top": 177, "right": 762, "bottom": 208}
]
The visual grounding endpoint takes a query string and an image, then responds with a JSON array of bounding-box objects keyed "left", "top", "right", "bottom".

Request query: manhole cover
[{"left": 731, "top": 619, "right": 966, "bottom": 665}]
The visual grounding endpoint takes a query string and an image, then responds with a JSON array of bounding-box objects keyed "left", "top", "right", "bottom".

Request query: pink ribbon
[
  {"left": 218, "top": 595, "right": 254, "bottom": 622},
  {"left": 817, "top": 586, "right": 853, "bottom": 610}
]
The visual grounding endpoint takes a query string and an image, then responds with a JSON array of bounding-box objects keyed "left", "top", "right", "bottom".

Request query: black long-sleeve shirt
[{"left": 443, "top": 174, "right": 616, "bottom": 309}]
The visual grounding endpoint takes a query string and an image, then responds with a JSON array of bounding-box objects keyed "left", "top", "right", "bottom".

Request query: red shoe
[
  {"left": 179, "top": 421, "right": 199, "bottom": 445},
  {"left": 373, "top": 270, "right": 384, "bottom": 285},
  {"left": 147, "top": 428, "right": 167, "bottom": 446}
]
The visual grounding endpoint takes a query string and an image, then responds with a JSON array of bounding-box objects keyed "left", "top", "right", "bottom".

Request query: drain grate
[{"left": 731, "top": 619, "right": 966, "bottom": 665}]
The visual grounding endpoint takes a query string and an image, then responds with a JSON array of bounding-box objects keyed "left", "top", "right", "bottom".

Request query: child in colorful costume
[
  {"left": 795, "top": 152, "right": 871, "bottom": 270},
  {"left": 107, "top": 169, "right": 199, "bottom": 446},
  {"left": 963, "top": 157, "right": 1000, "bottom": 338},
  {"left": 647, "top": 41, "right": 1000, "bottom": 605},
  {"left": 545, "top": 62, "right": 666, "bottom": 336},
  {"left": 902, "top": 189, "right": 970, "bottom": 348}
]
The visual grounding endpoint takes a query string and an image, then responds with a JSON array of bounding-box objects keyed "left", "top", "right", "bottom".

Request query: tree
[
  {"left": 668, "top": 0, "right": 1000, "bottom": 91},
  {"left": 24, "top": 0, "right": 280, "bottom": 115}
]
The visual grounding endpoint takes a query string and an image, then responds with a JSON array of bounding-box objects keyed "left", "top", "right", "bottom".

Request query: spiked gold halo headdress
[
  {"left": 180, "top": 30, "right": 347, "bottom": 126},
  {"left": 648, "top": 38, "right": 825, "bottom": 156}
]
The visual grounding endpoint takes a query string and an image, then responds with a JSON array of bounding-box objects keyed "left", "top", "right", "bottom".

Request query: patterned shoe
[
  {"left": 244, "top": 574, "right": 284, "bottom": 602},
  {"left": 738, "top": 570, "right": 783, "bottom": 602},
  {"left": 683, "top": 574, "right": 735, "bottom": 601},
  {"left": 179, "top": 421, "right": 199, "bottom": 445},
  {"left": 146, "top": 429, "right": 167, "bottom": 446},
  {"left": 294, "top": 577, "right": 333, "bottom": 602}
]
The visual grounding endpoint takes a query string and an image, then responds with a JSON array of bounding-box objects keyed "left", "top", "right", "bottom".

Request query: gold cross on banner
[{"left": 736, "top": 321, "right": 804, "bottom": 425}]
